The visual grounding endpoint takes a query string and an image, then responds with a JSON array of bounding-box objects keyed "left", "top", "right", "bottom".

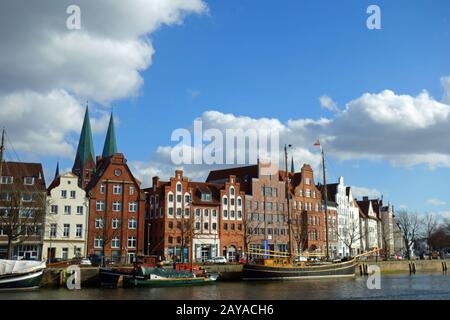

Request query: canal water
[{"left": 1, "top": 273, "right": 450, "bottom": 300}]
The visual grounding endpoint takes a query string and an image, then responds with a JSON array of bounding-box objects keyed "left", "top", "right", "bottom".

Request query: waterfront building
[
  {"left": 357, "top": 197, "right": 382, "bottom": 252},
  {"left": 323, "top": 177, "right": 361, "bottom": 257},
  {"left": 380, "top": 202, "right": 395, "bottom": 256},
  {"left": 43, "top": 171, "right": 89, "bottom": 260},
  {"left": 146, "top": 170, "right": 245, "bottom": 263},
  {"left": 83, "top": 114, "right": 146, "bottom": 263},
  {"left": 0, "top": 162, "right": 46, "bottom": 260}
]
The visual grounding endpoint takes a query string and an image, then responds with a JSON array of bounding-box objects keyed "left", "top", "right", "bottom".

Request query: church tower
[
  {"left": 102, "top": 113, "right": 118, "bottom": 158},
  {"left": 72, "top": 106, "right": 96, "bottom": 189}
]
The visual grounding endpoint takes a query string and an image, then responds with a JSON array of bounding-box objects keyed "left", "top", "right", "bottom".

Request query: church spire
[
  {"left": 54, "top": 161, "right": 60, "bottom": 180},
  {"left": 72, "top": 104, "right": 96, "bottom": 188},
  {"left": 102, "top": 113, "right": 118, "bottom": 158}
]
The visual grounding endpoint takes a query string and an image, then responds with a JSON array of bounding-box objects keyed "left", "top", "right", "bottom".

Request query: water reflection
[{"left": 1, "top": 273, "right": 450, "bottom": 300}]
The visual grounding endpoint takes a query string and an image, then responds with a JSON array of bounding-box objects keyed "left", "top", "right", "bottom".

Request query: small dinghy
[{"left": 0, "top": 260, "right": 46, "bottom": 290}]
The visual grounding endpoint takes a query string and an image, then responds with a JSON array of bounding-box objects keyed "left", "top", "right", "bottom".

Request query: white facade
[
  {"left": 380, "top": 203, "right": 395, "bottom": 256},
  {"left": 359, "top": 200, "right": 381, "bottom": 251},
  {"left": 332, "top": 177, "right": 361, "bottom": 257},
  {"left": 43, "top": 172, "right": 89, "bottom": 260}
]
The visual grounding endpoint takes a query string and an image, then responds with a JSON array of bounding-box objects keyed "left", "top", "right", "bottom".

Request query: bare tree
[
  {"left": 421, "top": 213, "right": 438, "bottom": 259},
  {"left": 0, "top": 190, "right": 46, "bottom": 259},
  {"left": 337, "top": 219, "right": 362, "bottom": 258},
  {"left": 292, "top": 211, "right": 307, "bottom": 255},
  {"left": 176, "top": 216, "right": 196, "bottom": 263},
  {"left": 243, "top": 213, "right": 264, "bottom": 259},
  {"left": 91, "top": 213, "right": 122, "bottom": 266},
  {"left": 395, "top": 210, "right": 421, "bottom": 260}
]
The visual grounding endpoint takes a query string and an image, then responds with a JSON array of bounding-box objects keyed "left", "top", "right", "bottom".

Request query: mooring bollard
[{"left": 412, "top": 262, "right": 416, "bottom": 274}]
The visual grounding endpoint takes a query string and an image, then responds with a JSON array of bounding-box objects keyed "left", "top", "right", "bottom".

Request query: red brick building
[
  {"left": 75, "top": 112, "right": 145, "bottom": 263},
  {"left": 145, "top": 170, "right": 245, "bottom": 262}
]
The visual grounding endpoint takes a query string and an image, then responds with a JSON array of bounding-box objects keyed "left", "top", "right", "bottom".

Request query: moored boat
[{"left": 0, "top": 259, "right": 46, "bottom": 290}]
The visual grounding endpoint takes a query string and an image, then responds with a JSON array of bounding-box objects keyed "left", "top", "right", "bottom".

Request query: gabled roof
[
  {"left": 206, "top": 164, "right": 258, "bottom": 194},
  {"left": 189, "top": 182, "right": 221, "bottom": 205},
  {"left": 0, "top": 161, "right": 46, "bottom": 192}
]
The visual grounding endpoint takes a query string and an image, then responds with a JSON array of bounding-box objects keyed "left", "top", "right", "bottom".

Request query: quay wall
[{"left": 41, "top": 260, "right": 450, "bottom": 287}]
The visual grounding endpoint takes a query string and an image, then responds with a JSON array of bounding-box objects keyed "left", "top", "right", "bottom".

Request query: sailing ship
[{"left": 242, "top": 142, "right": 375, "bottom": 280}]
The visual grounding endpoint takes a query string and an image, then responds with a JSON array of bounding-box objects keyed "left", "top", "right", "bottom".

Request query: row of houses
[{"left": 0, "top": 107, "right": 405, "bottom": 262}]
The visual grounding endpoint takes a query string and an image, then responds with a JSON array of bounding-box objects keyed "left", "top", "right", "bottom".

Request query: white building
[
  {"left": 43, "top": 172, "right": 89, "bottom": 260},
  {"left": 326, "top": 177, "right": 361, "bottom": 257},
  {"left": 357, "top": 197, "right": 382, "bottom": 252},
  {"left": 380, "top": 202, "right": 395, "bottom": 256}
]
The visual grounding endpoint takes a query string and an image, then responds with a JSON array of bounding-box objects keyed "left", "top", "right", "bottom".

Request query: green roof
[
  {"left": 102, "top": 113, "right": 118, "bottom": 158},
  {"left": 74, "top": 107, "right": 95, "bottom": 168}
]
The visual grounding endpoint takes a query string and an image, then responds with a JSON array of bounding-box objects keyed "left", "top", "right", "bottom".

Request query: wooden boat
[
  {"left": 0, "top": 260, "right": 46, "bottom": 290},
  {"left": 99, "top": 266, "right": 218, "bottom": 288}
]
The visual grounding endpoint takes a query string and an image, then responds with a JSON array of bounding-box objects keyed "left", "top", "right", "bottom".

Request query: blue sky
[{"left": 1, "top": 0, "right": 449, "bottom": 217}]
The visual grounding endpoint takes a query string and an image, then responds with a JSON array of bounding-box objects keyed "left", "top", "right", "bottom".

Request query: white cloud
[
  {"left": 0, "top": 0, "right": 207, "bottom": 158},
  {"left": 442, "top": 76, "right": 450, "bottom": 104},
  {"left": 319, "top": 95, "right": 339, "bottom": 112},
  {"left": 350, "top": 186, "right": 382, "bottom": 199},
  {"left": 187, "top": 89, "right": 201, "bottom": 98},
  {"left": 427, "top": 198, "right": 447, "bottom": 206}
]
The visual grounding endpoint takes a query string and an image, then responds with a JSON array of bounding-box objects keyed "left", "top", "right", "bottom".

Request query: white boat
[{"left": 0, "top": 260, "right": 46, "bottom": 290}]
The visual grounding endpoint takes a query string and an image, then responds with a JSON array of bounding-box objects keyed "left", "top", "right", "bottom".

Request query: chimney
[
  {"left": 152, "top": 176, "right": 160, "bottom": 188},
  {"left": 363, "top": 196, "right": 369, "bottom": 201},
  {"left": 175, "top": 169, "right": 183, "bottom": 179}
]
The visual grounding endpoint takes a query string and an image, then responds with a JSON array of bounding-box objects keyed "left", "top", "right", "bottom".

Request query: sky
[{"left": 0, "top": 0, "right": 449, "bottom": 219}]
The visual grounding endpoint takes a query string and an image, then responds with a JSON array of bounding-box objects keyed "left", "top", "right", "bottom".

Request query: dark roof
[
  {"left": 0, "top": 161, "right": 46, "bottom": 192},
  {"left": 206, "top": 164, "right": 258, "bottom": 194},
  {"left": 346, "top": 186, "right": 351, "bottom": 196},
  {"left": 317, "top": 183, "right": 338, "bottom": 202},
  {"left": 190, "top": 182, "right": 221, "bottom": 205},
  {"left": 356, "top": 200, "right": 370, "bottom": 218},
  {"left": 357, "top": 199, "right": 382, "bottom": 220},
  {"left": 73, "top": 107, "right": 95, "bottom": 173}
]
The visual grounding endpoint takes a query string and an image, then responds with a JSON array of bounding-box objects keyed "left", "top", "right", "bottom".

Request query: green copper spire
[
  {"left": 73, "top": 106, "right": 95, "bottom": 172},
  {"left": 290, "top": 155, "right": 295, "bottom": 173},
  {"left": 102, "top": 113, "right": 118, "bottom": 158}
]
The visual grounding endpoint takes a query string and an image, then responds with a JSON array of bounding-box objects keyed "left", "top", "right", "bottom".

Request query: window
[
  {"left": 22, "top": 193, "right": 32, "bottom": 202},
  {"left": 237, "top": 198, "right": 242, "bottom": 206},
  {"left": 204, "top": 209, "right": 209, "bottom": 217},
  {"left": 112, "top": 201, "right": 122, "bottom": 211},
  {"left": 168, "top": 207, "right": 174, "bottom": 216},
  {"left": 230, "top": 187, "right": 235, "bottom": 196},
  {"left": 223, "top": 197, "right": 228, "bottom": 205},
  {"left": 195, "top": 209, "right": 201, "bottom": 216},
  {"left": 223, "top": 223, "right": 228, "bottom": 230},
  {"left": 63, "top": 224, "right": 70, "bottom": 237},
  {"left": 273, "top": 188, "right": 278, "bottom": 197},
  {"left": 96, "top": 201, "right": 105, "bottom": 211},
  {"left": 230, "top": 210, "right": 235, "bottom": 218},
  {"left": 129, "top": 202, "right": 137, "bottom": 212},
  {"left": 64, "top": 205, "right": 71, "bottom": 215},
  {"left": 76, "top": 224, "right": 82, "bottom": 238},
  {"left": 176, "top": 183, "right": 182, "bottom": 192},
  {"left": 212, "top": 209, "right": 217, "bottom": 217},
  {"left": 0, "top": 176, "right": 13, "bottom": 184},
  {"left": 204, "top": 222, "right": 209, "bottom": 230},
  {"left": 76, "top": 206, "right": 83, "bottom": 215},
  {"left": 95, "top": 218, "right": 104, "bottom": 229},
  {"left": 230, "top": 198, "right": 235, "bottom": 206},
  {"left": 212, "top": 222, "right": 217, "bottom": 230},
  {"left": 62, "top": 248, "right": 69, "bottom": 260},
  {"left": 127, "top": 237, "right": 136, "bottom": 248},
  {"left": 305, "top": 178, "right": 310, "bottom": 185},
  {"left": 112, "top": 219, "right": 120, "bottom": 229},
  {"left": 111, "top": 237, "right": 120, "bottom": 248},
  {"left": 94, "top": 237, "right": 103, "bottom": 248},
  {"left": 185, "top": 208, "right": 190, "bottom": 217},
  {"left": 168, "top": 236, "right": 173, "bottom": 244},
  {"left": 113, "top": 185, "right": 122, "bottom": 194},
  {"left": 24, "top": 177, "right": 34, "bottom": 185},
  {"left": 61, "top": 190, "right": 67, "bottom": 198},
  {"left": 201, "top": 193, "right": 211, "bottom": 201},
  {"left": 129, "top": 186, "right": 135, "bottom": 195},
  {"left": 114, "top": 169, "right": 122, "bottom": 177},
  {"left": 50, "top": 224, "right": 57, "bottom": 237},
  {"left": 185, "top": 194, "right": 190, "bottom": 203},
  {"left": 306, "top": 189, "right": 311, "bottom": 198},
  {"left": 100, "top": 184, "right": 106, "bottom": 194},
  {"left": 231, "top": 223, "right": 235, "bottom": 231},
  {"left": 238, "top": 224, "right": 242, "bottom": 231},
  {"left": 70, "top": 191, "right": 76, "bottom": 199},
  {"left": 168, "top": 194, "right": 174, "bottom": 202},
  {"left": 266, "top": 187, "right": 272, "bottom": 197},
  {"left": 223, "top": 209, "right": 228, "bottom": 218},
  {"left": 128, "top": 219, "right": 137, "bottom": 229},
  {"left": 176, "top": 207, "right": 182, "bottom": 217},
  {"left": 176, "top": 195, "right": 182, "bottom": 202},
  {"left": 50, "top": 205, "right": 58, "bottom": 214},
  {"left": 177, "top": 237, "right": 181, "bottom": 244},
  {"left": 195, "top": 222, "right": 201, "bottom": 230}
]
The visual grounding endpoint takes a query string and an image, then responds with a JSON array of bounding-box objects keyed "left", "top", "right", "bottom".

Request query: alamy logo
[
  {"left": 366, "top": 5, "right": 382, "bottom": 30},
  {"left": 366, "top": 265, "right": 381, "bottom": 290},
  {"left": 170, "top": 120, "right": 280, "bottom": 175},
  {"left": 66, "top": 265, "right": 81, "bottom": 290},
  {"left": 66, "top": 5, "right": 81, "bottom": 30}
]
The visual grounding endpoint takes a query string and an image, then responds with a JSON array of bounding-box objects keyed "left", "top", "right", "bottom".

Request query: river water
[{"left": 1, "top": 273, "right": 450, "bottom": 300}]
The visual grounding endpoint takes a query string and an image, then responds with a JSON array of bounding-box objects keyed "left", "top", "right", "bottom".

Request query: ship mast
[
  {"left": 0, "top": 127, "right": 5, "bottom": 180},
  {"left": 321, "top": 145, "right": 330, "bottom": 261},
  {"left": 284, "top": 144, "right": 294, "bottom": 260}
]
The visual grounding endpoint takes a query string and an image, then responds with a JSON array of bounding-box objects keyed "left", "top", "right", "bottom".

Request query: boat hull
[
  {"left": 0, "top": 270, "right": 44, "bottom": 290},
  {"left": 242, "top": 260, "right": 356, "bottom": 280},
  {"left": 123, "top": 276, "right": 217, "bottom": 288}
]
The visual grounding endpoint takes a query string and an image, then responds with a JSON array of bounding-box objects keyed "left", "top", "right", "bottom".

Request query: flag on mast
[{"left": 313, "top": 139, "right": 321, "bottom": 147}]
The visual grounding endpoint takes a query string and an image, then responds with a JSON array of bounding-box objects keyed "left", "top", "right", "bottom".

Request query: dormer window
[
  {"left": 201, "top": 193, "right": 211, "bottom": 202},
  {"left": 1, "top": 176, "right": 13, "bottom": 184},
  {"left": 24, "top": 177, "right": 34, "bottom": 185},
  {"left": 305, "top": 178, "right": 310, "bottom": 185}
]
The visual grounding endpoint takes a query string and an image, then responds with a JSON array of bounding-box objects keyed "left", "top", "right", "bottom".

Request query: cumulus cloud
[
  {"left": 319, "top": 95, "right": 339, "bottom": 112},
  {"left": 0, "top": 0, "right": 207, "bottom": 158},
  {"left": 442, "top": 76, "right": 450, "bottom": 104},
  {"left": 350, "top": 186, "right": 382, "bottom": 199}
]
